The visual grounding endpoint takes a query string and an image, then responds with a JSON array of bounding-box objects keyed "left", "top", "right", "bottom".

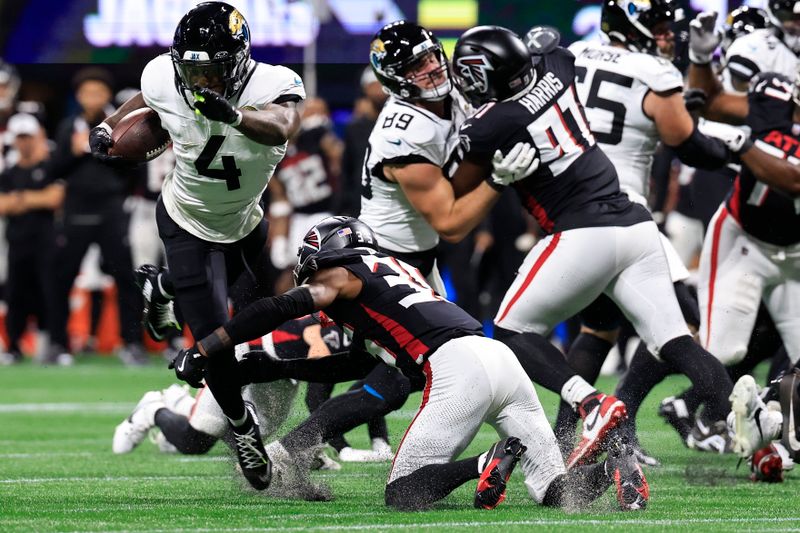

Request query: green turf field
[{"left": 1, "top": 357, "right": 798, "bottom": 532}]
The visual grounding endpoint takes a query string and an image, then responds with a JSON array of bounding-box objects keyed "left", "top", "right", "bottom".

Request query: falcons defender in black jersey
[
  {"left": 172, "top": 217, "right": 649, "bottom": 510},
  {"left": 449, "top": 25, "right": 737, "bottom": 464}
]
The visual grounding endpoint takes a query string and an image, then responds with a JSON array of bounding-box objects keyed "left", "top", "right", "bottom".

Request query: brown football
[{"left": 108, "top": 108, "right": 171, "bottom": 162}]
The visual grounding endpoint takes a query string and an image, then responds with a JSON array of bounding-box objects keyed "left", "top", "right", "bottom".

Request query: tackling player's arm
[
  {"left": 645, "top": 90, "right": 733, "bottom": 168},
  {"left": 197, "top": 267, "right": 361, "bottom": 357},
  {"left": 687, "top": 63, "right": 749, "bottom": 123},
  {"left": 384, "top": 160, "right": 501, "bottom": 243}
]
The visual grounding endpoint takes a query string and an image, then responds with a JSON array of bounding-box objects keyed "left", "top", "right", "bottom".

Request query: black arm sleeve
[
  {"left": 200, "top": 287, "right": 316, "bottom": 356},
  {"left": 670, "top": 126, "right": 731, "bottom": 170},
  {"left": 238, "top": 347, "right": 379, "bottom": 385}
]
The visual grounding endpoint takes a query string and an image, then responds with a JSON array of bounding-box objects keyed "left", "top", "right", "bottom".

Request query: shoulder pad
[
  {"left": 749, "top": 72, "right": 793, "bottom": 100},
  {"left": 244, "top": 63, "right": 305, "bottom": 107},
  {"left": 140, "top": 54, "right": 172, "bottom": 110},
  {"left": 747, "top": 72, "right": 794, "bottom": 133},
  {"left": 628, "top": 53, "right": 683, "bottom": 93},
  {"left": 525, "top": 26, "right": 561, "bottom": 56}
]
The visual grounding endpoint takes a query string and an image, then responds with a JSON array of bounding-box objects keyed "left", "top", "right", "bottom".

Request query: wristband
[{"left": 231, "top": 110, "right": 243, "bottom": 127}]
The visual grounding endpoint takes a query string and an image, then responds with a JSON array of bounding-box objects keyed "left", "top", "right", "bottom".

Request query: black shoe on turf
[
  {"left": 135, "top": 264, "right": 179, "bottom": 341},
  {"left": 606, "top": 436, "right": 649, "bottom": 511},
  {"left": 474, "top": 436, "right": 526, "bottom": 509},
  {"left": 231, "top": 402, "right": 272, "bottom": 490},
  {"left": 658, "top": 396, "right": 695, "bottom": 444}
]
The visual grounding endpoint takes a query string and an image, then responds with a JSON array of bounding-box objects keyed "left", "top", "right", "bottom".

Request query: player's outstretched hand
[
  {"left": 192, "top": 86, "right": 243, "bottom": 125},
  {"left": 689, "top": 12, "right": 722, "bottom": 64},
  {"left": 169, "top": 346, "right": 208, "bottom": 388},
  {"left": 89, "top": 124, "right": 129, "bottom": 167},
  {"left": 490, "top": 142, "right": 540, "bottom": 188}
]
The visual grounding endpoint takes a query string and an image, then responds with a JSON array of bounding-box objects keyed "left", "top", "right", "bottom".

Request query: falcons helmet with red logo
[{"left": 452, "top": 25, "right": 535, "bottom": 107}]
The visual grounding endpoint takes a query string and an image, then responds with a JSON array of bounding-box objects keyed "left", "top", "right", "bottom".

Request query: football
[{"left": 108, "top": 107, "right": 171, "bottom": 162}]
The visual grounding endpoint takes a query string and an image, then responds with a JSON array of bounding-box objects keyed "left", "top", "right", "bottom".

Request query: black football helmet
[
  {"left": 600, "top": 0, "right": 678, "bottom": 54},
  {"left": 722, "top": 6, "right": 771, "bottom": 54},
  {"left": 170, "top": 1, "right": 251, "bottom": 99},
  {"left": 766, "top": 0, "right": 800, "bottom": 53},
  {"left": 293, "top": 216, "right": 379, "bottom": 286},
  {"left": 369, "top": 21, "right": 451, "bottom": 101},
  {"left": 452, "top": 26, "right": 535, "bottom": 107}
]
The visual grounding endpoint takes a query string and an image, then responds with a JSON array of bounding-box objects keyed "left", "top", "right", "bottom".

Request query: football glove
[
  {"left": 193, "top": 86, "right": 243, "bottom": 126},
  {"left": 169, "top": 346, "right": 208, "bottom": 388},
  {"left": 89, "top": 123, "right": 129, "bottom": 167},
  {"left": 689, "top": 12, "right": 723, "bottom": 64},
  {"left": 697, "top": 120, "right": 753, "bottom": 153},
  {"left": 683, "top": 88, "right": 707, "bottom": 113},
  {"left": 490, "top": 142, "right": 540, "bottom": 188}
]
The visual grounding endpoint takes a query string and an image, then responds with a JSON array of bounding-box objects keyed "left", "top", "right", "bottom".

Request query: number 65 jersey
[
  {"left": 141, "top": 54, "right": 305, "bottom": 243},
  {"left": 359, "top": 92, "right": 471, "bottom": 254},
  {"left": 569, "top": 40, "right": 683, "bottom": 205}
]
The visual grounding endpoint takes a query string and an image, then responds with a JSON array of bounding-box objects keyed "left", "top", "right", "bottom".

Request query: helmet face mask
[
  {"left": 601, "top": 0, "right": 678, "bottom": 55},
  {"left": 170, "top": 1, "right": 251, "bottom": 100},
  {"left": 293, "top": 216, "right": 379, "bottom": 286},
  {"left": 767, "top": 1, "right": 800, "bottom": 52},
  {"left": 370, "top": 21, "right": 452, "bottom": 102}
]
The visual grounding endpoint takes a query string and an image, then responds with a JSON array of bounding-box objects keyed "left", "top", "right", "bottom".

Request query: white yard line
[{"left": 0, "top": 402, "right": 133, "bottom": 414}]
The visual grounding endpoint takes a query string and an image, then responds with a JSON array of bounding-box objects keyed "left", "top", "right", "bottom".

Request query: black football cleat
[
  {"left": 658, "top": 396, "right": 695, "bottom": 444},
  {"left": 134, "top": 264, "right": 180, "bottom": 341},
  {"left": 231, "top": 402, "right": 272, "bottom": 490},
  {"left": 474, "top": 436, "right": 526, "bottom": 509},
  {"left": 606, "top": 437, "right": 649, "bottom": 511}
]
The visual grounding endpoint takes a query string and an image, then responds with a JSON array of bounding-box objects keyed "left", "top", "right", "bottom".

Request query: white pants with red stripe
[
  {"left": 387, "top": 336, "right": 566, "bottom": 503},
  {"left": 698, "top": 206, "right": 800, "bottom": 365},
  {"left": 494, "top": 222, "right": 690, "bottom": 357}
]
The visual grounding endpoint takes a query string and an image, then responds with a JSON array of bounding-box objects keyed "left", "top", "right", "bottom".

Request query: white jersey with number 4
[
  {"left": 569, "top": 40, "right": 683, "bottom": 205},
  {"left": 141, "top": 54, "right": 305, "bottom": 243},
  {"left": 359, "top": 92, "right": 471, "bottom": 253}
]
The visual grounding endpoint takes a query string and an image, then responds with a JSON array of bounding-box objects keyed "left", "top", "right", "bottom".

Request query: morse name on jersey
[{"left": 519, "top": 71, "right": 565, "bottom": 115}]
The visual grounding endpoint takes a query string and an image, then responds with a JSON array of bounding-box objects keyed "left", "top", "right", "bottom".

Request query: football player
[
  {"left": 173, "top": 216, "right": 650, "bottom": 511},
  {"left": 89, "top": 2, "right": 304, "bottom": 490},
  {"left": 448, "top": 25, "right": 739, "bottom": 467},
  {"left": 363, "top": 21, "right": 626, "bottom": 469},
  {"left": 555, "top": 0, "right": 744, "bottom": 455}
]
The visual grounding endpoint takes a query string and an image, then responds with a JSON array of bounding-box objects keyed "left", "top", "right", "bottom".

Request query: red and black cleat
[
  {"left": 474, "top": 436, "right": 526, "bottom": 510},
  {"left": 567, "top": 393, "right": 627, "bottom": 469},
  {"left": 606, "top": 437, "right": 649, "bottom": 511},
  {"left": 750, "top": 444, "right": 784, "bottom": 483}
]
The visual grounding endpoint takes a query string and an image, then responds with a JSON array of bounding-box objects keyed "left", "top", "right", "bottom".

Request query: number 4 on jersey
[{"left": 194, "top": 135, "right": 242, "bottom": 190}]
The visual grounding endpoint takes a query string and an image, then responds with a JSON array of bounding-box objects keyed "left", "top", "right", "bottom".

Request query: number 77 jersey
[
  {"left": 141, "top": 54, "right": 305, "bottom": 243},
  {"left": 568, "top": 40, "right": 683, "bottom": 205}
]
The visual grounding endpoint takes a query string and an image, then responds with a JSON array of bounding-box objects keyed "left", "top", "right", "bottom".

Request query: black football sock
[
  {"left": 368, "top": 416, "right": 389, "bottom": 443},
  {"left": 495, "top": 327, "right": 575, "bottom": 393},
  {"left": 542, "top": 462, "right": 611, "bottom": 508},
  {"left": 555, "top": 333, "right": 613, "bottom": 454},
  {"left": 385, "top": 457, "right": 479, "bottom": 510},
  {"left": 281, "top": 388, "right": 395, "bottom": 453},
  {"left": 204, "top": 348, "right": 246, "bottom": 424},
  {"left": 154, "top": 409, "right": 217, "bottom": 455},
  {"left": 659, "top": 335, "right": 733, "bottom": 422}
]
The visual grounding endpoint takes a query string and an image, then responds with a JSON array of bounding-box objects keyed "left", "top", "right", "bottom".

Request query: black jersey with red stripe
[
  {"left": 267, "top": 313, "right": 347, "bottom": 360},
  {"left": 457, "top": 47, "right": 649, "bottom": 234},
  {"left": 274, "top": 126, "right": 337, "bottom": 215},
  {"left": 314, "top": 248, "right": 483, "bottom": 380},
  {"left": 725, "top": 72, "right": 800, "bottom": 246}
]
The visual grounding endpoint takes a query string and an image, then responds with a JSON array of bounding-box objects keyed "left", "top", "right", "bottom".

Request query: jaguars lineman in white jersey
[
  {"left": 90, "top": 2, "right": 303, "bottom": 491},
  {"left": 547, "top": 0, "right": 745, "bottom": 455},
  {"left": 359, "top": 22, "right": 470, "bottom": 294}
]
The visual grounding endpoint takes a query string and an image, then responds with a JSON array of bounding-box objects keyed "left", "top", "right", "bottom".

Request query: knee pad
[
  {"left": 580, "top": 294, "right": 623, "bottom": 331},
  {"left": 363, "top": 368, "right": 411, "bottom": 411}
]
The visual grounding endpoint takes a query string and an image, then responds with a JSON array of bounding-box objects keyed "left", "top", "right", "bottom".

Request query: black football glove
[
  {"left": 169, "top": 346, "right": 208, "bottom": 388},
  {"left": 237, "top": 350, "right": 285, "bottom": 385},
  {"left": 683, "top": 88, "right": 707, "bottom": 113},
  {"left": 192, "top": 86, "right": 242, "bottom": 125},
  {"left": 89, "top": 124, "right": 137, "bottom": 168}
]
